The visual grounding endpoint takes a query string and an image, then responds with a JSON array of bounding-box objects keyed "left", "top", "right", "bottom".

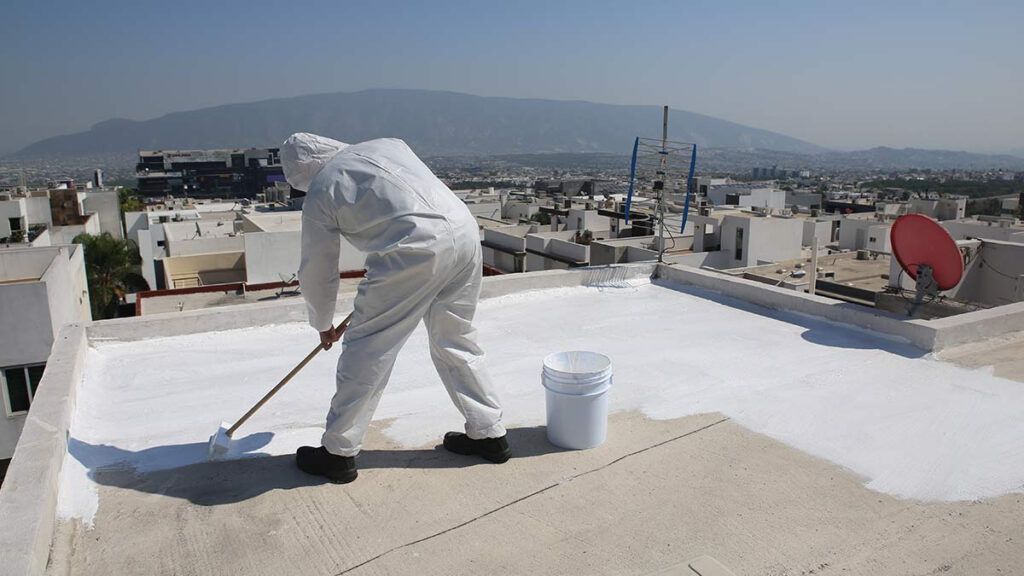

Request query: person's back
[{"left": 304, "top": 137, "right": 474, "bottom": 255}]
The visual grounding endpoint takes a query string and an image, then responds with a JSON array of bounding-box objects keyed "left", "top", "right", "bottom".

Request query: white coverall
[{"left": 282, "top": 133, "right": 506, "bottom": 457}]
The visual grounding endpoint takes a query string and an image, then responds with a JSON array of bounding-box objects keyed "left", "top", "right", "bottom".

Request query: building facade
[
  {"left": 0, "top": 245, "right": 91, "bottom": 461},
  {"left": 136, "top": 148, "right": 286, "bottom": 198}
]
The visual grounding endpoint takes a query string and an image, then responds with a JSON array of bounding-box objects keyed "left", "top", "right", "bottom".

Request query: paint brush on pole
[{"left": 207, "top": 311, "right": 354, "bottom": 460}]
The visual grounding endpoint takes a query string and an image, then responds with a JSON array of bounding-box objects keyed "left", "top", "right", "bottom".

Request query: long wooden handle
[{"left": 227, "top": 311, "right": 354, "bottom": 437}]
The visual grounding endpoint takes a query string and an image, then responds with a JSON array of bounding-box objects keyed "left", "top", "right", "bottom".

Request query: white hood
[{"left": 280, "top": 132, "right": 349, "bottom": 192}]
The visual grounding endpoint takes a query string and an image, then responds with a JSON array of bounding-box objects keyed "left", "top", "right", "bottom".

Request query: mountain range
[
  {"left": 11, "top": 89, "right": 823, "bottom": 158},
  {"left": 9, "top": 89, "right": 1024, "bottom": 171}
]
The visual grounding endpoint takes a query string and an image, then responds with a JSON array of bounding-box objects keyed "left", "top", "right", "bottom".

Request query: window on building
[
  {"left": 734, "top": 227, "right": 744, "bottom": 261},
  {"left": 2, "top": 364, "right": 45, "bottom": 416}
]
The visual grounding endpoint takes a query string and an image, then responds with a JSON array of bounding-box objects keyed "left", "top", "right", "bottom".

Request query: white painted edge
[{"left": 0, "top": 324, "right": 88, "bottom": 576}]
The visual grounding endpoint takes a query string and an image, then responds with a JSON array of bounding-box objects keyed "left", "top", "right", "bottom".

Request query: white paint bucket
[{"left": 542, "top": 351, "right": 612, "bottom": 450}]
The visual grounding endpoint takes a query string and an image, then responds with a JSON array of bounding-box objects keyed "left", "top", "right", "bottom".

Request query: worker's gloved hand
[{"left": 320, "top": 326, "right": 342, "bottom": 350}]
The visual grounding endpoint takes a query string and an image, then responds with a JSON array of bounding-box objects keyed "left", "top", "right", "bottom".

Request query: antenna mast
[
  {"left": 623, "top": 109, "right": 698, "bottom": 262},
  {"left": 656, "top": 105, "right": 669, "bottom": 262}
]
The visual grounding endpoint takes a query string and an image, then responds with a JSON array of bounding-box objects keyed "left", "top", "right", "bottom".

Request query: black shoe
[
  {"left": 295, "top": 446, "right": 358, "bottom": 484},
  {"left": 442, "top": 432, "right": 511, "bottom": 463}
]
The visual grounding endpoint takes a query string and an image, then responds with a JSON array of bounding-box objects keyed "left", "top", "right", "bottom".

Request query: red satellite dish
[{"left": 890, "top": 214, "right": 964, "bottom": 290}]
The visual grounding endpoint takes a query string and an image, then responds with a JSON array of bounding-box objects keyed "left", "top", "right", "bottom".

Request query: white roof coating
[{"left": 60, "top": 280, "right": 1024, "bottom": 525}]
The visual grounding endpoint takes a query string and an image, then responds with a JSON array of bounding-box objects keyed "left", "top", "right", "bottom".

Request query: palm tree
[{"left": 73, "top": 233, "right": 150, "bottom": 319}]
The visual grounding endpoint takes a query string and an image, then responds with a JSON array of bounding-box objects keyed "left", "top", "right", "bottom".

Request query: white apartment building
[
  {"left": 48, "top": 213, "right": 101, "bottom": 245},
  {"left": 0, "top": 245, "right": 91, "bottom": 460},
  {"left": 0, "top": 191, "right": 53, "bottom": 246},
  {"left": 837, "top": 217, "right": 892, "bottom": 253},
  {"left": 77, "top": 189, "right": 124, "bottom": 239},
  {"left": 910, "top": 197, "right": 966, "bottom": 221},
  {"left": 241, "top": 211, "right": 366, "bottom": 284},
  {"left": 942, "top": 216, "right": 1024, "bottom": 243},
  {"left": 690, "top": 209, "right": 809, "bottom": 269},
  {"left": 707, "top": 185, "right": 786, "bottom": 210},
  {"left": 2, "top": 187, "right": 122, "bottom": 246},
  {"left": 128, "top": 208, "right": 239, "bottom": 290},
  {"left": 482, "top": 206, "right": 620, "bottom": 273},
  {"left": 502, "top": 200, "right": 540, "bottom": 223}
]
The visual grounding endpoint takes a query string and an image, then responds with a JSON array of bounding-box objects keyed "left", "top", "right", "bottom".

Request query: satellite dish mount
[{"left": 890, "top": 214, "right": 964, "bottom": 317}]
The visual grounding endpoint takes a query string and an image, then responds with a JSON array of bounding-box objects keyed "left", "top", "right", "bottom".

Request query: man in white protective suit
[{"left": 281, "top": 133, "right": 509, "bottom": 484}]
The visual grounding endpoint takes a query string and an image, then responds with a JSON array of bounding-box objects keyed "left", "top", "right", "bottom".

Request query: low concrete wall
[
  {"left": 654, "top": 264, "right": 940, "bottom": 350},
  {"left": 482, "top": 227, "right": 529, "bottom": 253},
  {"left": 89, "top": 296, "right": 326, "bottom": 342},
  {"left": 548, "top": 238, "right": 589, "bottom": 263},
  {"left": 0, "top": 325, "right": 88, "bottom": 576},
  {"left": 480, "top": 263, "right": 656, "bottom": 299},
  {"left": 91, "top": 263, "right": 659, "bottom": 343},
  {"left": 923, "top": 300, "right": 1024, "bottom": 350},
  {"left": 656, "top": 263, "right": 1024, "bottom": 351}
]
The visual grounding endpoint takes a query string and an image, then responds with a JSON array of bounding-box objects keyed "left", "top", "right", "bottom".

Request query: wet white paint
[{"left": 58, "top": 280, "right": 1024, "bottom": 525}]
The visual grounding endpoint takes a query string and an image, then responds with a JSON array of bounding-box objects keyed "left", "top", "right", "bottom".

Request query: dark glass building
[{"left": 136, "top": 148, "right": 286, "bottom": 198}]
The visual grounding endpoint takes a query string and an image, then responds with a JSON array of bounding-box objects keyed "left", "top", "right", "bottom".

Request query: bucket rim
[{"left": 542, "top": 350, "right": 612, "bottom": 377}]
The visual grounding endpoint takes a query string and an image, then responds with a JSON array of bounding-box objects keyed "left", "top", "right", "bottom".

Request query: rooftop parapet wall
[
  {"left": 0, "top": 325, "right": 88, "bottom": 576},
  {"left": 548, "top": 238, "right": 589, "bottom": 263},
  {"left": 654, "top": 264, "right": 1024, "bottom": 352},
  {"left": 654, "top": 264, "right": 937, "bottom": 348},
  {"left": 0, "top": 249, "right": 56, "bottom": 281},
  {"left": 482, "top": 227, "right": 532, "bottom": 253},
  {"left": 926, "top": 300, "right": 1024, "bottom": 350}
]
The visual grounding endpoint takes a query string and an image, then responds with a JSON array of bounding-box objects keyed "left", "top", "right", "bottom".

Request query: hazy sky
[{"left": 2, "top": 0, "right": 1022, "bottom": 155}]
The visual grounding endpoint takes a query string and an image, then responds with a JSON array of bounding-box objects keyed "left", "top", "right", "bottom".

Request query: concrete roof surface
[
  {"left": 162, "top": 219, "right": 238, "bottom": 240},
  {"left": 49, "top": 412, "right": 1024, "bottom": 576},
  {"left": 737, "top": 253, "right": 893, "bottom": 293},
  {"left": 42, "top": 279, "right": 1024, "bottom": 574}
]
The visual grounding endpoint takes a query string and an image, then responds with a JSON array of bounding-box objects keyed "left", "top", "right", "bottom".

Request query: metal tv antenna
[{"left": 624, "top": 106, "right": 698, "bottom": 263}]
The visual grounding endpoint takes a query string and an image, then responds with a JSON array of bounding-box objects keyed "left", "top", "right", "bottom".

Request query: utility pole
[{"left": 809, "top": 236, "right": 819, "bottom": 295}]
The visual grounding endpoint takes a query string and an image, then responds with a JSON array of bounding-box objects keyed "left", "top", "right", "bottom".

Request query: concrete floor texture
[{"left": 43, "top": 279, "right": 1024, "bottom": 575}]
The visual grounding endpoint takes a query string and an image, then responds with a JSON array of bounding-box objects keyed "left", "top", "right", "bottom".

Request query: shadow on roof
[
  {"left": 69, "top": 426, "right": 561, "bottom": 507},
  {"left": 654, "top": 278, "right": 927, "bottom": 359}
]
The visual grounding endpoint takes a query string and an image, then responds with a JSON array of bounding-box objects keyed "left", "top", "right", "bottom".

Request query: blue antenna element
[
  {"left": 680, "top": 144, "right": 697, "bottom": 233},
  {"left": 623, "top": 128, "right": 697, "bottom": 259},
  {"left": 624, "top": 136, "right": 639, "bottom": 223}
]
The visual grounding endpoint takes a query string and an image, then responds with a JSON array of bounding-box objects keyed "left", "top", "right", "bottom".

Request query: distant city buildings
[
  {"left": 706, "top": 184, "right": 787, "bottom": 210},
  {"left": 1, "top": 179, "right": 123, "bottom": 247},
  {"left": 4, "top": 146, "right": 1019, "bottom": 326},
  {"left": 136, "top": 148, "right": 286, "bottom": 198},
  {"left": 124, "top": 198, "right": 368, "bottom": 294},
  {"left": 751, "top": 165, "right": 804, "bottom": 179}
]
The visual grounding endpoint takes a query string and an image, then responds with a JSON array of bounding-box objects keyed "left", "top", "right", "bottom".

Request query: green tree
[
  {"left": 118, "top": 188, "right": 145, "bottom": 213},
  {"left": 966, "top": 198, "right": 1003, "bottom": 217},
  {"left": 73, "top": 233, "right": 150, "bottom": 319},
  {"left": 529, "top": 211, "right": 551, "bottom": 225}
]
